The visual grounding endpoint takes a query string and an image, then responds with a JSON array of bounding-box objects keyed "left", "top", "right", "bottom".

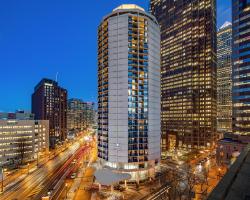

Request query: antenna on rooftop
[{"left": 56, "top": 72, "right": 59, "bottom": 82}]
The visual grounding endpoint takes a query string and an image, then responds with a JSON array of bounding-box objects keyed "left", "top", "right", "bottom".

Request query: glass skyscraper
[
  {"left": 67, "top": 99, "right": 95, "bottom": 132},
  {"left": 232, "top": 0, "right": 250, "bottom": 135},
  {"left": 217, "top": 22, "right": 232, "bottom": 133},
  {"left": 98, "top": 4, "right": 161, "bottom": 180},
  {"left": 151, "top": 0, "right": 217, "bottom": 150}
]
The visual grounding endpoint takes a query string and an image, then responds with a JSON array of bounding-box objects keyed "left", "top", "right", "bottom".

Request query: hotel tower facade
[
  {"left": 98, "top": 4, "right": 161, "bottom": 180},
  {"left": 151, "top": 0, "right": 217, "bottom": 151}
]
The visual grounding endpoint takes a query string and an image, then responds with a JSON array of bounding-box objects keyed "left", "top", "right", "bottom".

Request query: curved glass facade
[
  {"left": 98, "top": 19, "right": 109, "bottom": 160},
  {"left": 98, "top": 5, "right": 161, "bottom": 175},
  {"left": 128, "top": 16, "right": 149, "bottom": 164}
]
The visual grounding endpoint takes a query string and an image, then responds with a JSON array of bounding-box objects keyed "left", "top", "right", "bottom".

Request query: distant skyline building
[
  {"left": 84, "top": 101, "right": 96, "bottom": 128},
  {"left": 232, "top": 0, "right": 250, "bottom": 135},
  {"left": 32, "top": 78, "right": 67, "bottom": 147},
  {"left": 98, "top": 4, "right": 161, "bottom": 180},
  {"left": 150, "top": 0, "right": 217, "bottom": 150},
  {"left": 67, "top": 98, "right": 95, "bottom": 132},
  {"left": 217, "top": 22, "right": 233, "bottom": 133},
  {"left": 0, "top": 119, "right": 49, "bottom": 166},
  {"left": 68, "top": 98, "right": 86, "bottom": 132},
  {"left": 0, "top": 110, "right": 34, "bottom": 120}
]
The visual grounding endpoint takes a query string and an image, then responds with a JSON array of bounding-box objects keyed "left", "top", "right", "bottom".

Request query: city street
[
  {"left": 56, "top": 137, "right": 97, "bottom": 200},
  {"left": 0, "top": 137, "right": 88, "bottom": 200},
  {"left": 1, "top": 144, "right": 67, "bottom": 192}
]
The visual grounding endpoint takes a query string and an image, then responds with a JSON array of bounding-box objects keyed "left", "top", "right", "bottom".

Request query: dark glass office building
[
  {"left": 232, "top": 0, "right": 250, "bottom": 135},
  {"left": 151, "top": 0, "right": 217, "bottom": 150},
  {"left": 67, "top": 98, "right": 95, "bottom": 132},
  {"left": 32, "top": 78, "right": 67, "bottom": 147},
  {"left": 217, "top": 22, "right": 232, "bottom": 133}
]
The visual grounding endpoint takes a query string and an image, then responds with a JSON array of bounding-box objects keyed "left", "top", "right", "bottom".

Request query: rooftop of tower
[
  {"left": 113, "top": 4, "right": 145, "bottom": 12},
  {"left": 101, "top": 4, "right": 158, "bottom": 25},
  {"left": 220, "top": 21, "right": 232, "bottom": 29}
]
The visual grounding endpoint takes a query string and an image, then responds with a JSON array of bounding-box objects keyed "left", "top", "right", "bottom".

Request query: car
[
  {"left": 71, "top": 173, "right": 76, "bottom": 179},
  {"left": 114, "top": 185, "right": 125, "bottom": 192}
]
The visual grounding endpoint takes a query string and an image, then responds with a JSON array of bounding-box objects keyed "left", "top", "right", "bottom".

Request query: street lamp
[
  {"left": 65, "top": 183, "right": 68, "bottom": 199},
  {"left": 27, "top": 163, "right": 30, "bottom": 174},
  {"left": 48, "top": 151, "right": 52, "bottom": 160},
  {"left": 1, "top": 167, "right": 4, "bottom": 193},
  {"left": 1, "top": 167, "right": 7, "bottom": 193},
  {"left": 217, "top": 168, "right": 222, "bottom": 180},
  {"left": 36, "top": 151, "right": 39, "bottom": 167}
]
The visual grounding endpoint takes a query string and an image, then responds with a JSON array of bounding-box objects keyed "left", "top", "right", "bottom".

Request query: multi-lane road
[{"left": 0, "top": 141, "right": 87, "bottom": 200}]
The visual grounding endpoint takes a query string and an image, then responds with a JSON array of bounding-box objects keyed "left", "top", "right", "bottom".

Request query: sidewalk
[
  {"left": 74, "top": 167, "right": 95, "bottom": 200},
  {"left": 74, "top": 145, "right": 97, "bottom": 200},
  {"left": 65, "top": 164, "right": 86, "bottom": 200},
  {"left": 194, "top": 165, "right": 227, "bottom": 200}
]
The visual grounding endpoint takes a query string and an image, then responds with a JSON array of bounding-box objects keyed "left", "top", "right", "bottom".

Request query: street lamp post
[
  {"left": 48, "top": 151, "right": 51, "bottom": 160},
  {"left": 65, "top": 183, "right": 68, "bottom": 199},
  {"left": 217, "top": 168, "right": 222, "bottom": 180},
  {"left": 27, "top": 163, "right": 30, "bottom": 174},
  {"left": 0, "top": 167, "right": 7, "bottom": 193},
  {"left": 1, "top": 167, "right": 4, "bottom": 193},
  {"left": 36, "top": 151, "right": 39, "bottom": 167}
]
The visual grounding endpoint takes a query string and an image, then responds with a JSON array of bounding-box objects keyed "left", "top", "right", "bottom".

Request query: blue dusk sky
[{"left": 0, "top": 0, "right": 231, "bottom": 112}]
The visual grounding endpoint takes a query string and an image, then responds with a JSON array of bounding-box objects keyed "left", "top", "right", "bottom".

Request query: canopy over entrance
[{"left": 94, "top": 169, "right": 131, "bottom": 186}]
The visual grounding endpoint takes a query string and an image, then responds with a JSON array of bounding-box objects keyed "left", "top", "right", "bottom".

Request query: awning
[{"left": 94, "top": 169, "right": 131, "bottom": 186}]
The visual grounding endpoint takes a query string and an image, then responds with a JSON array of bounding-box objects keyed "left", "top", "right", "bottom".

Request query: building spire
[{"left": 56, "top": 72, "right": 59, "bottom": 82}]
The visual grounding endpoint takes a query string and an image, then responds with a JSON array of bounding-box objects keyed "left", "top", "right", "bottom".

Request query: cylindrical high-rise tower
[{"left": 97, "top": 4, "right": 161, "bottom": 180}]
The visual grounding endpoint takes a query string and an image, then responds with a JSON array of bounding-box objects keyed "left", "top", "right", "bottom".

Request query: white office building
[
  {"left": 0, "top": 120, "right": 49, "bottom": 166},
  {"left": 98, "top": 4, "right": 161, "bottom": 181}
]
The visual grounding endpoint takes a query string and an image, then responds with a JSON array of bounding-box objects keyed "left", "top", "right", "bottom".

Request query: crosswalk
[{"left": 145, "top": 185, "right": 170, "bottom": 200}]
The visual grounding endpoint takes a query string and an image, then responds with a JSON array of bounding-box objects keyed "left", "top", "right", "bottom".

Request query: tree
[
  {"left": 182, "top": 164, "right": 197, "bottom": 200},
  {"left": 166, "top": 168, "right": 183, "bottom": 199}
]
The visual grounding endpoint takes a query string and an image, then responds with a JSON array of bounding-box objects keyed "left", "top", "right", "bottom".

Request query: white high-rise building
[{"left": 98, "top": 4, "right": 161, "bottom": 180}]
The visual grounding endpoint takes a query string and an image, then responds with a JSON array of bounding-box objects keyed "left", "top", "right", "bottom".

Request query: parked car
[
  {"left": 71, "top": 173, "right": 76, "bottom": 179},
  {"left": 114, "top": 184, "right": 125, "bottom": 192}
]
